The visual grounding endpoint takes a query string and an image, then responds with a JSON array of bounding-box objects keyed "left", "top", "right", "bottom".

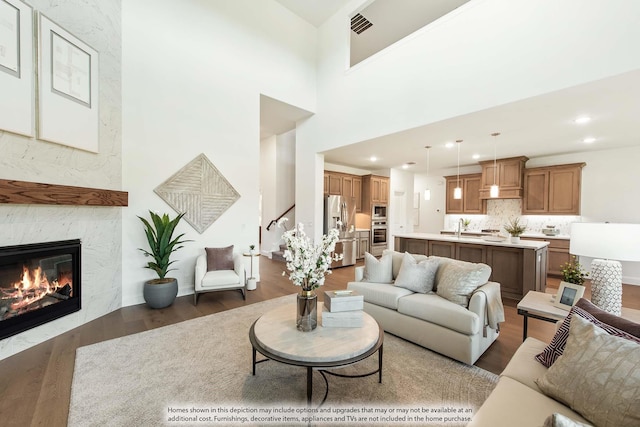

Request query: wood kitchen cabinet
[
  {"left": 356, "top": 230, "right": 370, "bottom": 259},
  {"left": 521, "top": 237, "right": 571, "bottom": 277},
  {"left": 479, "top": 156, "right": 528, "bottom": 199},
  {"left": 445, "top": 174, "right": 486, "bottom": 214},
  {"left": 323, "top": 171, "right": 363, "bottom": 212},
  {"left": 362, "top": 174, "right": 390, "bottom": 212},
  {"left": 522, "top": 163, "right": 585, "bottom": 215},
  {"left": 324, "top": 172, "right": 342, "bottom": 196}
]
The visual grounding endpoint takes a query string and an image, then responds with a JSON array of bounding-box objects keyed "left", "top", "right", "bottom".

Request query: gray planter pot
[{"left": 143, "top": 278, "right": 178, "bottom": 309}]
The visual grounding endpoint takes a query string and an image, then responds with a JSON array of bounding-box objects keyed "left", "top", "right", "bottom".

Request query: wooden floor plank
[{"left": 0, "top": 255, "right": 638, "bottom": 426}]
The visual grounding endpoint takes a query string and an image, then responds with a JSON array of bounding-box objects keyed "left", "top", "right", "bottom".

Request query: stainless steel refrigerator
[{"left": 324, "top": 195, "right": 357, "bottom": 268}]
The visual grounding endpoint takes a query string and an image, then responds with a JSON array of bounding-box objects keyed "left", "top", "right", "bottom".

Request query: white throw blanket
[{"left": 473, "top": 281, "right": 505, "bottom": 334}]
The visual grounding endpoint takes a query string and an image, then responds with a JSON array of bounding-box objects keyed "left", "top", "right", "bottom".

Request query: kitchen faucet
[{"left": 457, "top": 218, "right": 464, "bottom": 239}]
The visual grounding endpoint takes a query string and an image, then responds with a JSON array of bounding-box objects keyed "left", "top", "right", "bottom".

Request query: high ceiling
[{"left": 271, "top": 1, "right": 640, "bottom": 172}]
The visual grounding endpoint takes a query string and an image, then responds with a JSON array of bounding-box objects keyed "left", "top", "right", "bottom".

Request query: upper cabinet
[
  {"left": 323, "top": 171, "right": 366, "bottom": 213},
  {"left": 445, "top": 173, "right": 486, "bottom": 214},
  {"left": 479, "top": 156, "right": 528, "bottom": 199},
  {"left": 522, "top": 163, "right": 585, "bottom": 215},
  {"left": 362, "top": 175, "right": 390, "bottom": 212}
]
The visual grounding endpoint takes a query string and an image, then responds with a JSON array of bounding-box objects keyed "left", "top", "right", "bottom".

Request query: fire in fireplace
[{"left": 0, "top": 239, "right": 81, "bottom": 340}]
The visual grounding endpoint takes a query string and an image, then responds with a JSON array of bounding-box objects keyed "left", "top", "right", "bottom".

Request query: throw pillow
[
  {"left": 435, "top": 262, "right": 491, "bottom": 306},
  {"left": 205, "top": 245, "right": 234, "bottom": 271},
  {"left": 543, "top": 413, "right": 593, "bottom": 427},
  {"left": 535, "top": 305, "right": 640, "bottom": 368},
  {"left": 383, "top": 249, "right": 429, "bottom": 279},
  {"left": 362, "top": 252, "right": 393, "bottom": 284},
  {"left": 536, "top": 314, "right": 640, "bottom": 427},
  {"left": 575, "top": 298, "right": 640, "bottom": 337},
  {"left": 394, "top": 252, "right": 439, "bottom": 294}
]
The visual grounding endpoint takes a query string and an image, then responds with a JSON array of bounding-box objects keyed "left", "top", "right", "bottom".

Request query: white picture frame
[
  {"left": 37, "top": 13, "right": 99, "bottom": 152},
  {"left": 0, "top": 0, "right": 34, "bottom": 137},
  {"left": 553, "top": 282, "right": 585, "bottom": 311}
]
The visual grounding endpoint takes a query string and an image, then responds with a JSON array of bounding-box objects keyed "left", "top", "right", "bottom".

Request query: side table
[
  {"left": 243, "top": 252, "right": 260, "bottom": 290},
  {"left": 517, "top": 291, "right": 569, "bottom": 342}
]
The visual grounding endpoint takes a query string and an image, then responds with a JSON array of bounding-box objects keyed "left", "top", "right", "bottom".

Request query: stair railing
[{"left": 266, "top": 204, "right": 295, "bottom": 231}]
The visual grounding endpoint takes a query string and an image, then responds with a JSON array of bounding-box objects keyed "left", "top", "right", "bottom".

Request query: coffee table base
[{"left": 249, "top": 321, "right": 384, "bottom": 406}]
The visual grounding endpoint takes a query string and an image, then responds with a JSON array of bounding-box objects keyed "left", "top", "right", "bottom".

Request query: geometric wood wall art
[{"left": 154, "top": 153, "right": 240, "bottom": 234}]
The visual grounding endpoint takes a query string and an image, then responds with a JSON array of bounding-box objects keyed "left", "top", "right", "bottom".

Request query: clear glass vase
[{"left": 296, "top": 290, "right": 317, "bottom": 332}]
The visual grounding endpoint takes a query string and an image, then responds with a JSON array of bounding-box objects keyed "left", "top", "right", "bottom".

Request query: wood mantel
[{"left": 0, "top": 179, "right": 128, "bottom": 206}]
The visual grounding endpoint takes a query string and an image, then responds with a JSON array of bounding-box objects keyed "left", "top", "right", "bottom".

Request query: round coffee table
[{"left": 249, "top": 303, "right": 383, "bottom": 404}]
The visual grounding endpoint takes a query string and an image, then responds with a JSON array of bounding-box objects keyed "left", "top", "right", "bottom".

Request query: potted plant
[
  {"left": 138, "top": 211, "right": 191, "bottom": 309},
  {"left": 504, "top": 217, "right": 526, "bottom": 243},
  {"left": 560, "top": 256, "right": 589, "bottom": 287},
  {"left": 462, "top": 218, "right": 471, "bottom": 231}
]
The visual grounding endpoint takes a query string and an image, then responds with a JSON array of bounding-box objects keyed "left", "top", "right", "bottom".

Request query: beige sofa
[
  {"left": 346, "top": 251, "right": 502, "bottom": 365},
  {"left": 468, "top": 337, "right": 591, "bottom": 427}
]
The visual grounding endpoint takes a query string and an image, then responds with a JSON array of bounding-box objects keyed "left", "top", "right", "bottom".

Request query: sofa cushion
[
  {"left": 468, "top": 376, "right": 590, "bottom": 427},
  {"left": 500, "top": 337, "right": 549, "bottom": 393},
  {"left": 383, "top": 249, "right": 429, "bottom": 280},
  {"left": 206, "top": 245, "right": 234, "bottom": 271},
  {"left": 396, "top": 293, "right": 481, "bottom": 335},
  {"left": 347, "top": 281, "right": 413, "bottom": 310},
  {"left": 394, "top": 252, "right": 439, "bottom": 294},
  {"left": 362, "top": 252, "right": 393, "bottom": 283},
  {"left": 535, "top": 305, "right": 640, "bottom": 368},
  {"left": 201, "top": 269, "right": 241, "bottom": 288},
  {"left": 536, "top": 314, "right": 640, "bottom": 427},
  {"left": 435, "top": 261, "right": 492, "bottom": 306}
]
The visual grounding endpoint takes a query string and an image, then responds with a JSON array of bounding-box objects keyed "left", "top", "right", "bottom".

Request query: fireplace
[{"left": 0, "top": 239, "right": 81, "bottom": 340}]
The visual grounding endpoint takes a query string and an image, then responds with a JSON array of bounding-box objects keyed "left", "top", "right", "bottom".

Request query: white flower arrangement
[{"left": 281, "top": 222, "right": 344, "bottom": 291}]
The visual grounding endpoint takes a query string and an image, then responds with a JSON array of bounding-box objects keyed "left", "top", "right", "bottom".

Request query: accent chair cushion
[
  {"left": 435, "top": 262, "right": 491, "bottom": 306},
  {"left": 393, "top": 252, "right": 439, "bottom": 294},
  {"left": 535, "top": 305, "right": 640, "bottom": 368},
  {"left": 201, "top": 269, "right": 242, "bottom": 289},
  {"left": 205, "top": 245, "right": 234, "bottom": 271},
  {"left": 536, "top": 314, "right": 640, "bottom": 427},
  {"left": 362, "top": 252, "right": 393, "bottom": 284}
]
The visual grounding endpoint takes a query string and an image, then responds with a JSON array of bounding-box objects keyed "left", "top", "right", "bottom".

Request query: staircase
[{"left": 271, "top": 244, "right": 287, "bottom": 263}]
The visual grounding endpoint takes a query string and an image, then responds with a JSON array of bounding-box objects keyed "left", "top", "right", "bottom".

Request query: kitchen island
[{"left": 394, "top": 233, "right": 549, "bottom": 300}]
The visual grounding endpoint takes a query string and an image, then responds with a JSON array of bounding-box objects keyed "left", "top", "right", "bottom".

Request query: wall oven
[{"left": 371, "top": 220, "right": 388, "bottom": 246}]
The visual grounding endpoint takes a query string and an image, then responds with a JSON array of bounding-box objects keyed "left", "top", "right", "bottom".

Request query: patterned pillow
[
  {"left": 535, "top": 305, "right": 640, "bottom": 367},
  {"left": 435, "top": 262, "right": 491, "bottom": 306},
  {"left": 205, "top": 245, "right": 234, "bottom": 271},
  {"left": 536, "top": 314, "right": 640, "bottom": 427},
  {"left": 362, "top": 252, "right": 393, "bottom": 284},
  {"left": 543, "top": 413, "right": 592, "bottom": 427},
  {"left": 394, "top": 252, "right": 439, "bottom": 294}
]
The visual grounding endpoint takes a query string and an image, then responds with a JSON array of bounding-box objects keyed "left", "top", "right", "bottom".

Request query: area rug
[{"left": 69, "top": 295, "right": 498, "bottom": 426}]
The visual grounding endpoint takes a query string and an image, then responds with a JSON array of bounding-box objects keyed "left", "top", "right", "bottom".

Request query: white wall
[
  {"left": 121, "top": 0, "right": 317, "bottom": 305},
  {"left": 295, "top": 0, "right": 640, "bottom": 240},
  {"left": 413, "top": 174, "right": 447, "bottom": 233},
  {"left": 388, "top": 169, "right": 415, "bottom": 250},
  {"left": 0, "top": 0, "right": 122, "bottom": 360}
]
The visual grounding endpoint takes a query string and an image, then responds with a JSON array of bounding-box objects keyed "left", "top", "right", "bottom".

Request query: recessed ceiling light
[
  {"left": 583, "top": 137, "right": 596, "bottom": 144},
  {"left": 370, "top": 156, "right": 377, "bottom": 162},
  {"left": 574, "top": 116, "right": 591, "bottom": 124},
  {"left": 472, "top": 154, "right": 480, "bottom": 160}
]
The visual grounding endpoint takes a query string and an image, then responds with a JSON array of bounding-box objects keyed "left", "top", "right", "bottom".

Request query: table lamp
[{"left": 570, "top": 222, "right": 640, "bottom": 315}]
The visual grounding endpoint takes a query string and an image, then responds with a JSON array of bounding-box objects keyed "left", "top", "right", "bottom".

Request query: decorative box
[
  {"left": 321, "top": 305, "right": 363, "bottom": 328},
  {"left": 323, "top": 290, "right": 364, "bottom": 312}
]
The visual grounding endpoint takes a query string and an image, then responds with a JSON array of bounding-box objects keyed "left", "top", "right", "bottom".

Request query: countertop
[
  {"left": 396, "top": 232, "right": 550, "bottom": 250},
  {"left": 440, "top": 230, "right": 570, "bottom": 240}
]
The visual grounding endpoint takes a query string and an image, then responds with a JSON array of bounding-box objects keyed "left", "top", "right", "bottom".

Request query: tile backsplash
[{"left": 445, "top": 199, "right": 580, "bottom": 236}]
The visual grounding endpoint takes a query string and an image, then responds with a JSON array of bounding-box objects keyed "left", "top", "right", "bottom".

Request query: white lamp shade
[
  {"left": 570, "top": 222, "right": 640, "bottom": 262},
  {"left": 424, "top": 188, "right": 431, "bottom": 201},
  {"left": 453, "top": 187, "right": 462, "bottom": 199},
  {"left": 490, "top": 184, "right": 499, "bottom": 198}
]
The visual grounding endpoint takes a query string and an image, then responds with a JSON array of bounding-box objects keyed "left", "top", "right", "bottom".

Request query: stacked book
[{"left": 322, "top": 290, "right": 364, "bottom": 328}]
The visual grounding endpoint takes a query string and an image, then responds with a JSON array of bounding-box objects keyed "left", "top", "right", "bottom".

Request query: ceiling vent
[{"left": 351, "top": 13, "right": 373, "bottom": 34}]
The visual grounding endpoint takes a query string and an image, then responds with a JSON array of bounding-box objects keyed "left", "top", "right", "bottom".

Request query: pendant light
[
  {"left": 490, "top": 132, "right": 500, "bottom": 198},
  {"left": 453, "top": 140, "right": 462, "bottom": 200},
  {"left": 424, "top": 146, "right": 431, "bottom": 201}
]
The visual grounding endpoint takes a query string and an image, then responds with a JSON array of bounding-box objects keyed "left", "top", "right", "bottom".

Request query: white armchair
[{"left": 194, "top": 249, "right": 246, "bottom": 305}]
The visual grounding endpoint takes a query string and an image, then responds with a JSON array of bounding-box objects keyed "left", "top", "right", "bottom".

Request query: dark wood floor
[{"left": 1, "top": 256, "right": 639, "bottom": 426}]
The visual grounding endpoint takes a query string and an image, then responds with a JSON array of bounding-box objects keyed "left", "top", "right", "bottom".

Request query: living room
[{"left": 1, "top": 0, "right": 640, "bottom": 425}]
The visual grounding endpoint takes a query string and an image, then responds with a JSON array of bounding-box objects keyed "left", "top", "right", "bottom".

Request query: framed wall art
[
  {"left": 0, "top": 0, "right": 34, "bottom": 137},
  {"left": 37, "top": 13, "right": 99, "bottom": 152}
]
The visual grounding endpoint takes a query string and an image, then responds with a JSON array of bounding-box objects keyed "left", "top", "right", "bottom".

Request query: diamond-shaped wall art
[{"left": 154, "top": 153, "right": 240, "bottom": 234}]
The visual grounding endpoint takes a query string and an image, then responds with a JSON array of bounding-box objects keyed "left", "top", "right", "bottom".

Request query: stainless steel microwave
[{"left": 372, "top": 204, "right": 387, "bottom": 219}]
